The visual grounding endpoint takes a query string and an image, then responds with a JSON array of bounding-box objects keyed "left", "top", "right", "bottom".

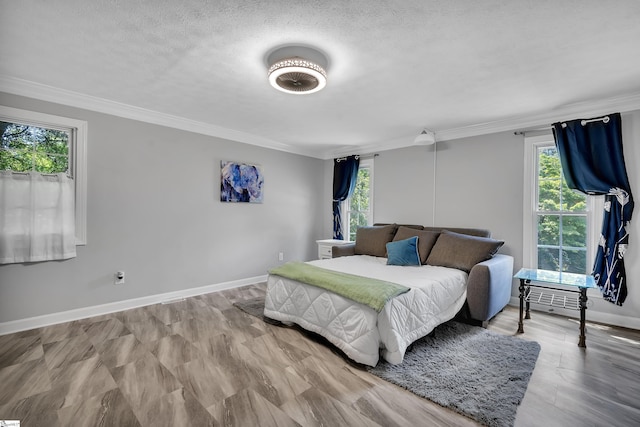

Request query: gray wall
[
  {"left": 326, "top": 110, "right": 640, "bottom": 327},
  {"left": 0, "top": 93, "right": 324, "bottom": 323},
  {"left": 2, "top": 90, "right": 638, "bottom": 328},
  {"left": 323, "top": 132, "right": 523, "bottom": 259}
]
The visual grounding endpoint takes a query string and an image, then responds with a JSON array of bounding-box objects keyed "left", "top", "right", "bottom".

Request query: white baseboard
[
  {"left": 508, "top": 297, "right": 640, "bottom": 331},
  {"left": 0, "top": 275, "right": 268, "bottom": 336}
]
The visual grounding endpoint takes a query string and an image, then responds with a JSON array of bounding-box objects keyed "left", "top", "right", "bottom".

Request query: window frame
[
  {"left": 523, "top": 134, "right": 602, "bottom": 285},
  {"left": 342, "top": 157, "right": 374, "bottom": 241},
  {"left": 0, "top": 106, "right": 88, "bottom": 245}
]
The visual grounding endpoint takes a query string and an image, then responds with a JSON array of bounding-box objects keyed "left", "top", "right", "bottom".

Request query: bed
[{"left": 264, "top": 224, "right": 514, "bottom": 367}]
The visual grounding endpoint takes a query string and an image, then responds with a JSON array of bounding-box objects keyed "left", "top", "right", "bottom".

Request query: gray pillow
[
  {"left": 393, "top": 226, "right": 440, "bottom": 264},
  {"left": 426, "top": 230, "right": 504, "bottom": 272},
  {"left": 354, "top": 224, "right": 398, "bottom": 257}
]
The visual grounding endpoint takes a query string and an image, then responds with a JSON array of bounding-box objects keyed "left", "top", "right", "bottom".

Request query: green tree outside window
[
  {"left": 348, "top": 167, "right": 371, "bottom": 241},
  {"left": 0, "top": 121, "right": 69, "bottom": 174},
  {"left": 537, "top": 147, "right": 587, "bottom": 273}
]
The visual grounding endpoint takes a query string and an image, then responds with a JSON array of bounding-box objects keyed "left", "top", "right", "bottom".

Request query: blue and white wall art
[{"left": 220, "top": 161, "right": 264, "bottom": 203}]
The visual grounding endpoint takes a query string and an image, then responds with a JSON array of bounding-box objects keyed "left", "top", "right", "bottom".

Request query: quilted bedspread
[{"left": 264, "top": 255, "right": 468, "bottom": 366}]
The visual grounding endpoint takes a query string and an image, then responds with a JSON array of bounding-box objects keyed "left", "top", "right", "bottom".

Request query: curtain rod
[
  {"left": 558, "top": 115, "right": 611, "bottom": 129},
  {"left": 335, "top": 153, "right": 379, "bottom": 161},
  {"left": 513, "top": 126, "right": 551, "bottom": 135},
  {"left": 579, "top": 115, "right": 610, "bottom": 126},
  {"left": 514, "top": 115, "right": 611, "bottom": 135},
  {"left": 2, "top": 171, "right": 72, "bottom": 178}
]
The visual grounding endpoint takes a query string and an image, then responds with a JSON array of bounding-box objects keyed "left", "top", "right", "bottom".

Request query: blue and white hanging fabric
[
  {"left": 552, "top": 113, "right": 634, "bottom": 305},
  {"left": 332, "top": 155, "right": 360, "bottom": 240}
]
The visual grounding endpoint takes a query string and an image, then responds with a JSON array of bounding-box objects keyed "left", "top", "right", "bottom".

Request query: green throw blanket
[{"left": 268, "top": 261, "right": 410, "bottom": 312}]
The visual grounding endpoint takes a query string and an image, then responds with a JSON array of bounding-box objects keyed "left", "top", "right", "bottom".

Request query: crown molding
[
  {"left": 323, "top": 91, "right": 640, "bottom": 159},
  {"left": 324, "top": 132, "right": 427, "bottom": 159},
  {"left": 0, "top": 75, "right": 322, "bottom": 158},
  {"left": 434, "top": 91, "right": 640, "bottom": 142},
  {"left": 3, "top": 75, "right": 639, "bottom": 161}
]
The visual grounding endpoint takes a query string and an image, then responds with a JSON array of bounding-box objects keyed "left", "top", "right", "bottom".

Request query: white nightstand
[{"left": 316, "top": 239, "right": 351, "bottom": 260}]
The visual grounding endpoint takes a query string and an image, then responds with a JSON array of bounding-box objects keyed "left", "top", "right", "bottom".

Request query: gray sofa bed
[{"left": 332, "top": 223, "right": 514, "bottom": 326}]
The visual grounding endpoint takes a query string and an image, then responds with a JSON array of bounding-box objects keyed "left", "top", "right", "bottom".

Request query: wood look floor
[{"left": 1, "top": 283, "right": 639, "bottom": 427}]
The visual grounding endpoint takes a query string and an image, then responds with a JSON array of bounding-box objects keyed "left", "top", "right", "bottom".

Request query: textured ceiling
[{"left": 1, "top": 0, "right": 640, "bottom": 158}]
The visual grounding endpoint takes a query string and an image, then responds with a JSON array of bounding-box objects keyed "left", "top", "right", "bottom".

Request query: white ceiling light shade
[
  {"left": 266, "top": 46, "right": 329, "bottom": 95},
  {"left": 414, "top": 129, "right": 436, "bottom": 145}
]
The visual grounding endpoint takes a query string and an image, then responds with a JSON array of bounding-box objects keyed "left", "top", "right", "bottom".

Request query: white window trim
[
  {"left": 1, "top": 105, "right": 87, "bottom": 245},
  {"left": 523, "top": 134, "right": 602, "bottom": 296},
  {"left": 342, "top": 157, "right": 374, "bottom": 241}
]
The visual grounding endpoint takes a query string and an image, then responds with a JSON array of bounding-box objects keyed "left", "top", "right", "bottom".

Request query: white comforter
[{"left": 264, "top": 255, "right": 468, "bottom": 366}]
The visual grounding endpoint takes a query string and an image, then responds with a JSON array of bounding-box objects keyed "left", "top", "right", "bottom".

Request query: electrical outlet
[
  {"left": 114, "top": 271, "right": 125, "bottom": 285},
  {"left": 278, "top": 252, "right": 284, "bottom": 261}
]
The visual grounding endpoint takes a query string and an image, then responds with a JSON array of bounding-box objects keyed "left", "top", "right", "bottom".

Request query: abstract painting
[{"left": 220, "top": 161, "right": 264, "bottom": 203}]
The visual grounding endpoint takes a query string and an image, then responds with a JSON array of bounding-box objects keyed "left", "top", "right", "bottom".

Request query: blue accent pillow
[{"left": 386, "top": 236, "right": 421, "bottom": 266}]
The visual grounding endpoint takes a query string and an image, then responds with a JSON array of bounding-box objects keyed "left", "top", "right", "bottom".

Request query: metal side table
[{"left": 514, "top": 268, "right": 596, "bottom": 347}]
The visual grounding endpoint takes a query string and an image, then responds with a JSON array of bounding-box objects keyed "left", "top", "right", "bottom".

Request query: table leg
[
  {"left": 517, "top": 278, "right": 525, "bottom": 334},
  {"left": 525, "top": 283, "right": 531, "bottom": 320},
  {"left": 578, "top": 288, "right": 587, "bottom": 347}
]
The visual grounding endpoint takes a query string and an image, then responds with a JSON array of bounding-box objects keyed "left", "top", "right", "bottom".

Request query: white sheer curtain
[{"left": 0, "top": 171, "right": 76, "bottom": 264}]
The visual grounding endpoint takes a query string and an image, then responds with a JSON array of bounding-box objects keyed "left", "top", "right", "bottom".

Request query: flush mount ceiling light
[{"left": 266, "top": 46, "right": 328, "bottom": 95}]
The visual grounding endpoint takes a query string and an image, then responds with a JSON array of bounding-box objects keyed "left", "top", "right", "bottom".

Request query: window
[
  {"left": 523, "top": 135, "right": 602, "bottom": 274},
  {"left": 343, "top": 158, "right": 373, "bottom": 241},
  {"left": 0, "top": 122, "right": 70, "bottom": 173},
  {"left": 0, "top": 106, "right": 87, "bottom": 244}
]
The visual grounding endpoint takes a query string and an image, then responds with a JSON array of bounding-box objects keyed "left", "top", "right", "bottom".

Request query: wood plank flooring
[{"left": 1, "top": 283, "right": 639, "bottom": 426}]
